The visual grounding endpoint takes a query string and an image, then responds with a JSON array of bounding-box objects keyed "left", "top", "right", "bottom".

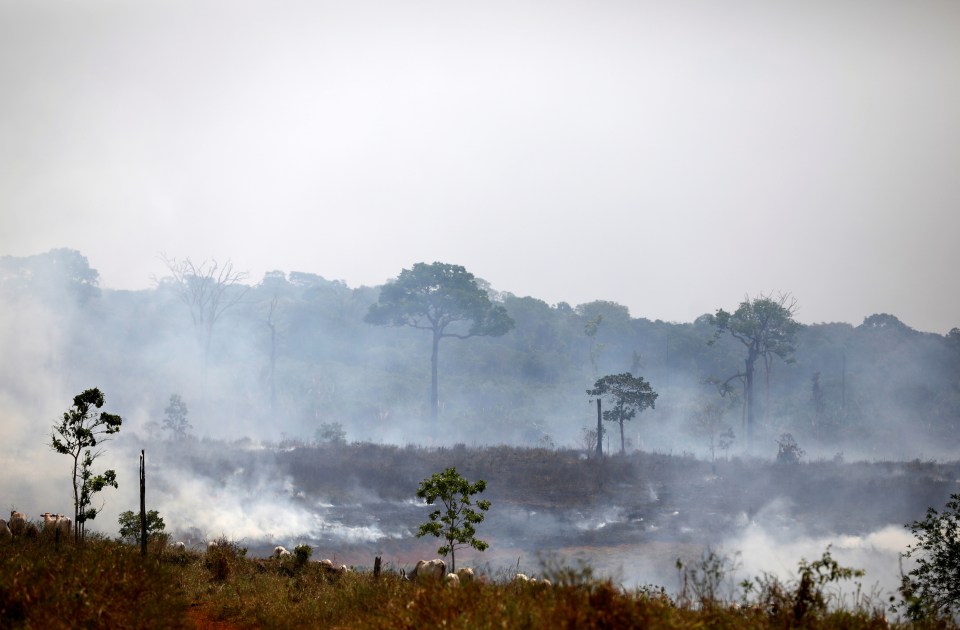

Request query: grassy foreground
[{"left": 0, "top": 534, "right": 954, "bottom": 629}]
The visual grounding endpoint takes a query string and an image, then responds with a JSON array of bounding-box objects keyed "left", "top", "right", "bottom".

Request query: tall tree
[
  {"left": 709, "top": 293, "right": 801, "bottom": 446},
  {"left": 365, "top": 262, "right": 514, "bottom": 423},
  {"left": 50, "top": 388, "right": 122, "bottom": 542},
  {"left": 587, "top": 372, "right": 658, "bottom": 454}
]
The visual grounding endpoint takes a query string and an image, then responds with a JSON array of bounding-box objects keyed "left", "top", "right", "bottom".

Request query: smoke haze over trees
[{"left": 2, "top": 249, "right": 958, "bottom": 458}]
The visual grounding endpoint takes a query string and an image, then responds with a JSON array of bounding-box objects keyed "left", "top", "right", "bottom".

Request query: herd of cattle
[
  {"left": 1, "top": 510, "right": 72, "bottom": 541},
  {"left": 5, "top": 511, "right": 548, "bottom": 586},
  {"left": 262, "top": 550, "right": 550, "bottom": 587}
]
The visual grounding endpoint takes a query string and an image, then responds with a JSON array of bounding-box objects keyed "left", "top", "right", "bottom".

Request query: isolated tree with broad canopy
[
  {"left": 709, "top": 293, "right": 800, "bottom": 447},
  {"left": 415, "top": 467, "right": 491, "bottom": 573},
  {"left": 50, "top": 388, "right": 122, "bottom": 542},
  {"left": 587, "top": 373, "right": 658, "bottom": 454},
  {"left": 365, "top": 262, "right": 514, "bottom": 423}
]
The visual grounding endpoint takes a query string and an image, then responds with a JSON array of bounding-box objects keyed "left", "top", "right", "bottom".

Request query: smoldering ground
[{"left": 95, "top": 437, "right": 941, "bottom": 606}]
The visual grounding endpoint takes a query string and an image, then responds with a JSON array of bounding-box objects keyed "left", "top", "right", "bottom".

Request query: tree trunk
[
  {"left": 72, "top": 452, "right": 81, "bottom": 544},
  {"left": 745, "top": 350, "right": 757, "bottom": 449},
  {"left": 431, "top": 331, "right": 441, "bottom": 426},
  {"left": 269, "top": 321, "right": 276, "bottom": 410},
  {"left": 596, "top": 398, "right": 603, "bottom": 457},
  {"left": 619, "top": 420, "right": 625, "bottom": 454}
]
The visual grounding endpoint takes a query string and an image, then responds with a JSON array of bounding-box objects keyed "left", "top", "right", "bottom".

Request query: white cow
[
  {"left": 273, "top": 545, "right": 291, "bottom": 558},
  {"left": 406, "top": 559, "right": 446, "bottom": 581},
  {"left": 41, "top": 513, "right": 72, "bottom": 539},
  {"left": 174, "top": 541, "right": 186, "bottom": 551},
  {"left": 319, "top": 559, "right": 347, "bottom": 574},
  {"left": 456, "top": 567, "right": 475, "bottom": 582},
  {"left": 444, "top": 572, "right": 460, "bottom": 586},
  {"left": 56, "top": 515, "right": 72, "bottom": 538}
]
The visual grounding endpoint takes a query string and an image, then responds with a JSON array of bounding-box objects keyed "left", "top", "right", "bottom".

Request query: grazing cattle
[
  {"left": 319, "top": 559, "right": 347, "bottom": 575},
  {"left": 174, "top": 541, "right": 186, "bottom": 551},
  {"left": 273, "top": 545, "right": 291, "bottom": 558},
  {"left": 456, "top": 567, "right": 475, "bottom": 582},
  {"left": 0, "top": 519, "right": 11, "bottom": 542},
  {"left": 41, "top": 513, "right": 72, "bottom": 539},
  {"left": 444, "top": 572, "right": 460, "bottom": 586},
  {"left": 8, "top": 511, "right": 26, "bottom": 536},
  {"left": 515, "top": 573, "right": 530, "bottom": 583},
  {"left": 41, "top": 512, "right": 57, "bottom": 531},
  {"left": 56, "top": 515, "right": 72, "bottom": 538},
  {"left": 207, "top": 541, "right": 219, "bottom": 551},
  {"left": 406, "top": 559, "right": 446, "bottom": 581}
]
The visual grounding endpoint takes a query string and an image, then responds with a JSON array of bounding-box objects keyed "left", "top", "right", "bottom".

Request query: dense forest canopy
[{"left": 1, "top": 249, "right": 958, "bottom": 460}]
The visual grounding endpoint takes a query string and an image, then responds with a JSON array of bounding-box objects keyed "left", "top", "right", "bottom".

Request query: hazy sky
[{"left": 2, "top": 0, "right": 959, "bottom": 333}]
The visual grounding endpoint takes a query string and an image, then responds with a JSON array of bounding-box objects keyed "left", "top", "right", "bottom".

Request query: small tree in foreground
[
  {"left": 415, "top": 467, "right": 491, "bottom": 573},
  {"left": 118, "top": 509, "right": 165, "bottom": 546},
  {"left": 899, "top": 493, "right": 960, "bottom": 619},
  {"left": 50, "top": 388, "right": 122, "bottom": 542}
]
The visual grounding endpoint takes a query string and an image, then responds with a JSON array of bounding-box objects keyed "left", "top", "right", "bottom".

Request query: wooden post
[
  {"left": 373, "top": 555, "right": 382, "bottom": 579},
  {"left": 140, "top": 449, "right": 147, "bottom": 557}
]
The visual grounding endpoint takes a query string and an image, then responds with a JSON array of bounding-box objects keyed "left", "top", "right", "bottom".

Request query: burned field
[{"left": 151, "top": 440, "right": 959, "bottom": 587}]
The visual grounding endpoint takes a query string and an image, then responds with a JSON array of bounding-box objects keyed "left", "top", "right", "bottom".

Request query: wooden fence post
[{"left": 140, "top": 449, "right": 147, "bottom": 557}]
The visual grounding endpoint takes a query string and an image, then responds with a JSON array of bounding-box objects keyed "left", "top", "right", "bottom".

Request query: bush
[
  {"left": 117, "top": 509, "right": 166, "bottom": 545},
  {"left": 900, "top": 493, "right": 960, "bottom": 619}
]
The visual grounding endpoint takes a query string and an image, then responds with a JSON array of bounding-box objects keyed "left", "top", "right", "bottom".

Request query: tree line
[{"left": 2, "top": 249, "right": 958, "bottom": 457}]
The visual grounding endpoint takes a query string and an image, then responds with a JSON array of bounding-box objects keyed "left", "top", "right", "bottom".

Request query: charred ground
[{"left": 152, "top": 440, "right": 959, "bottom": 577}]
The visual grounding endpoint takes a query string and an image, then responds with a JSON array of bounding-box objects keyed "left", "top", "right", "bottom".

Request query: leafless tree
[{"left": 159, "top": 255, "right": 250, "bottom": 360}]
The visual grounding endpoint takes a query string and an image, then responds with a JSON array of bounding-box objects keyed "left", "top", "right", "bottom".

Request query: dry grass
[
  {"left": 0, "top": 532, "right": 187, "bottom": 629},
  {"left": 2, "top": 531, "right": 957, "bottom": 629}
]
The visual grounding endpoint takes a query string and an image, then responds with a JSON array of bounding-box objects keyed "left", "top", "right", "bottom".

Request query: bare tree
[{"left": 159, "top": 255, "right": 250, "bottom": 360}]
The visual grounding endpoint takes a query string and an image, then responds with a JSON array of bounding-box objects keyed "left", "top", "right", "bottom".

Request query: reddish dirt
[{"left": 185, "top": 604, "right": 245, "bottom": 630}]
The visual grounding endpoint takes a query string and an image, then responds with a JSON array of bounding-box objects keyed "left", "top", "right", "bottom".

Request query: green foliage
[
  {"left": 50, "top": 388, "right": 122, "bottom": 541},
  {"left": 587, "top": 372, "right": 658, "bottom": 453},
  {"left": 776, "top": 433, "right": 806, "bottom": 464},
  {"left": 709, "top": 293, "right": 801, "bottom": 444},
  {"left": 711, "top": 294, "right": 802, "bottom": 362},
  {"left": 315, "top": 421, "right": 346, "bottom": 444},
  {"left": 118, "top": 509, "right": 166, "bottom": 545},
  {"left": 0, "top": 248, "right": 100, "bottom": 304},
  {"left": 365, "top": 262, "right": 515, "bottom": 421},
  {"left": 415, "top": 466, "right": 491, "bottom": 572},
  {"left": 162, "top": 393, "right": 191, "bottom": 440},
  {"left": 365, "top": 262, "right": 514, "bottom": 338},
  {"left": 900, "top": 493, "right": 960, "bottom": 619},
  {"left": 294, "top": 544, "right": 313, "bottom": 567}
]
